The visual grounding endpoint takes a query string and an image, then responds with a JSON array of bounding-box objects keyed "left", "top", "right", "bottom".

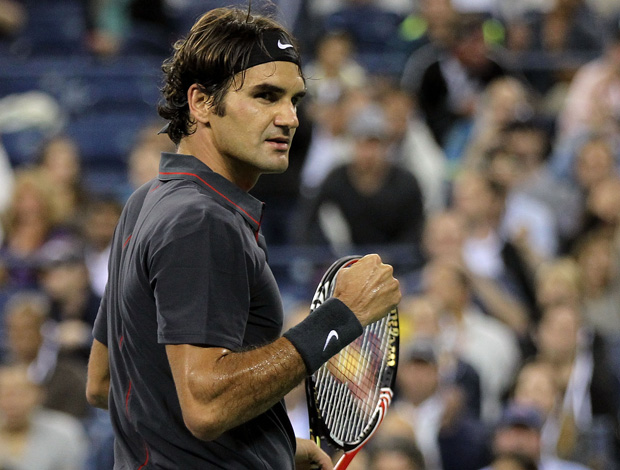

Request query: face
[
  {"left": 7, "top": 310, "right": 44, "bottom": 363},
  {"left": 423, "top": 211, "right": 466, "bottom": 259},
  {"left": 575, "top": 140, "right": 615, "bottom": 190},
  {"left": 452, "top": 172, "right": 493, "bottom": 222},
  {"left": 206, "top": 61, "right": 306, "bottom": 189},
  {"left": 493, "top": 427, "right": 541, "bottom": 461},
  {"left": 0, "top": 367, "right": 42, "bottom": 430},
  {"left": 397, "top": 359, "right": 439, "bottom": 405},
  {"left": 537, "top": 306, "right": 580, "bottom": 361},
  {"left": 514, "top": 363, "right": 557, "bottom": 415},
  {"left": 372, "top": 450, "right": 420, "bottom": 470},
  {"left": 42, "top": 137, "right": 81, "bottom": 185}
]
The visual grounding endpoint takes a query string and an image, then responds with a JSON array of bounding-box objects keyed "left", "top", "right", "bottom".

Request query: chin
[{"left": 262, "top": 156, "right": 289, "bottom": 174}]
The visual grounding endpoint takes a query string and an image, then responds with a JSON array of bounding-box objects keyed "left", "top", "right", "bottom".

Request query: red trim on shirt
[
  {"left": 123, "top": 235, "right": 132, "bottom": 248},
  {"left": 159, "top": 171, "right": 260, "bottom": 226},
  {"left": 137, "top": 442, "right": 150, "bottom": 470},
  {"left": 125, "top": 380, "right": 132, "bottom": 417}
]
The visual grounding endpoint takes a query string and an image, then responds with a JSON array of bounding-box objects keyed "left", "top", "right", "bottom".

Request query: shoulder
[
  {"left": 149, "top": 181, "right": 243, "bottom": 242},
  {"left": 33, "top": 409, "right": 87, "bottom": 440}
]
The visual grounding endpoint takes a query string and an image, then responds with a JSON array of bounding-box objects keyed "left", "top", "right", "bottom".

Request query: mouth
[{"left": 266, "top": 136, "right": 290, "bottom": 152}]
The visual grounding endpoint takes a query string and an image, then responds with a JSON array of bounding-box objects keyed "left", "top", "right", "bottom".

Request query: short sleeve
[
  {"left": 150, "top": 215, "right": 251, "bottom": 349},
  {"left": 92, "top": 294, "right": 108, "bottom": 346}
]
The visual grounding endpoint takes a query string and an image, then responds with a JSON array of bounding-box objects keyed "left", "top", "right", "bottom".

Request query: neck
[{"left": 178, "top": 137, "right": 258, "bottom": 192}]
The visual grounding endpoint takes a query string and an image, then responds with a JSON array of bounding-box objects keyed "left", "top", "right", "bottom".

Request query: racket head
[{"left": 305, "top": 255, "right": 399, "bottom": 453}]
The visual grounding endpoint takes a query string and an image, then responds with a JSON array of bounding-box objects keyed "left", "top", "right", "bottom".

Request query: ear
[{"left": 187, "top": 84, "right": 213, "bottom": 126}]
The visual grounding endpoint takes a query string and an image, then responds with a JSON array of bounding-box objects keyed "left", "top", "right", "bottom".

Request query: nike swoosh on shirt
[
  {"left": 323, "top": 330, "right": 339, "bottom": 351},
  {"left": 277, "top": 39, "right": 294, "bottom": 50}
]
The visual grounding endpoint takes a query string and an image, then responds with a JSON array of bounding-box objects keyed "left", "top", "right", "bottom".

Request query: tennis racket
[{"left": 305, "top": 255, "right": 399, "bottom": 470}]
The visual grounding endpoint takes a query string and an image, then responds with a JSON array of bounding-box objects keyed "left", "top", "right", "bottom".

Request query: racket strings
[{"left": 314, "top": 315, "right": 392, "bottom": 445}]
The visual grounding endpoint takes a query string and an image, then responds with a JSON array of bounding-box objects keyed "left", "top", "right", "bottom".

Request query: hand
[
  {"left": 295, "top": 438, "right": 333, "bottom": 470},
  {"left": 333, "top": 254, "right": 401, "bottom": 327}
]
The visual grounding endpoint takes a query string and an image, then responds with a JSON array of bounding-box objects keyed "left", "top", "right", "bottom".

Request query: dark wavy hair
[{"left": 158, "top": 7, "right": 301, "bottom": 145}]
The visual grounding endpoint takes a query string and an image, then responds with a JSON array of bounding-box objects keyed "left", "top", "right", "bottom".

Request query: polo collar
[{"left": 158, "top": 152, "right": 264, "bottom": 233}]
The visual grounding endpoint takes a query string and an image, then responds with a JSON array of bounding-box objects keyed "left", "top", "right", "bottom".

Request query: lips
[{"left": 266, "top": 136, "right": 290, "bottom": 151}]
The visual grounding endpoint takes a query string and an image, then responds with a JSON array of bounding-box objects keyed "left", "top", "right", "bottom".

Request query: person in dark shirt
[
  {"left": 85, "top": 6, "right": 401, "bottom": 469},
  {"left": 296, "top": 103, "right": 425, "bottom": 251}
]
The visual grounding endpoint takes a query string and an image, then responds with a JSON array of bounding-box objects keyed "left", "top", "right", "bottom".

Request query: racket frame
[{"left": 304, "top": 255, "right": 399, "bottom": 463}]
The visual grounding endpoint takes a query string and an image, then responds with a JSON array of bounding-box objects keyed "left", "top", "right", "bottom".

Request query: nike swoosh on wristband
[
  {"left": 323, "top": 330, "right": 339, "bottom": 352},
  {"left": 277, "top": 39, "right": 294, "bottom": 50}
]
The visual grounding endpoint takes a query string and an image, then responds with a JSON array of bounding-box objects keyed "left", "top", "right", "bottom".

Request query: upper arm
[{"left": 86, "top": 338, "right": 110, "bottom": 409}]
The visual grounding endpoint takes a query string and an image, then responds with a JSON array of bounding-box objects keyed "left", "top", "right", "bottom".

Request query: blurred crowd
[{"left": 1, "top": 0, "right": 620, "bottom": 469}]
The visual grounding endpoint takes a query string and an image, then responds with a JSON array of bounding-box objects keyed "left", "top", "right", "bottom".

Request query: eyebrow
[{"left": 250, "top": 83, "right": 307, "bottom": 100}]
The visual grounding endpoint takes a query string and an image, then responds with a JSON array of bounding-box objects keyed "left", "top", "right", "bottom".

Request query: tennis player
[{"left": 86, "top": 6, "right": 401, "bottom": 469}]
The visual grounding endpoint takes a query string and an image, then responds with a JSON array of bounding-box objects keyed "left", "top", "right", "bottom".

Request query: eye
[{"left": 255, "top": 91, "right": 278, "bottom": 102}]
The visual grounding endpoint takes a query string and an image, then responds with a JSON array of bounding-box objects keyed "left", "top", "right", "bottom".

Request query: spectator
[
  {"left": 479, "top": 402, "right": 591, "bottom": 470},
  {"left": 0, "top": 363, "right": 88, "bottom": 470},
  {"left": 298, "top": 87, "right": 367, "bottom": 195},
  {"left": 510, "top": 361, "right": 564, "bottom": 461},
  {"left": 322, "top": 0, "right": 403, "bottom": 75},
  {"left": 367, "top": 435, "right": 427, "bottom": 470},
  {"left": 581, "top": 176, "right": 620, "bottom": 243},
  {"left": 0, "top": 0, "right": 26, "bottom": 38},
  {"left": 451, "top": 171, "right": 538, "bottom": 314},
  {"left": 572, "top": 230, "right": 620, "bottom": 339},
  {"left": 295, "top": 103, "right": 425, "bottom": 251},
  {"left": 533, "top": 257, "right": 582, "bottom": 324},
  {"left": 86, "top": 0, "right": 175, "bottom": 57},
  {"left": 401, "top": 12, "right": 510, "bottom": 148},
  {"left": 505, "top": 0, "right": 604, "bottom": 97},
  {"left": 391, "top": 0, "right": 458, "bottom": 59},
  {"left": 486, "top": 452, "right": 539, "bottom": 470},
  {"left": 0, "top": 169, "right": 68, "bottom": 290},
  {"left": 402, "top": 294, "right": 483, "bottom": 419},
  {"left": 557, "top": 27, "right": 620, "bottom": 142},
  {"left": 80, "top": 196, "right": 122, "bottom": 298},
  {"left": 499, "top": 120, "right": 583, "bottom": 248},
  {"left": 36, "top": 238, "right": 100, "bottom": 365},
  {"left": 303, "top": 30, "right": 367, "bottom": 105},
  {"left": 122, "top": 121, "right": 177, "bottom": 202},
  {"left": 384, "top": 336, "right": 490, "bottom": 470},
  {"left": 531, "top": 303, "right": 619, "bottom": 466},
  {"left": 484, "top": 145, "right": 559, "bottom": 263},
  {"left": 3, "top": 291, "right": 90, "bottom": 419},
  {"left": 422, "top": 258, "right": 521, "bottom": 422},
  {"left": 35, "top": 135, "right": 90, "bottom": 231},
  {"left": 461, "top": 77, "right": 535, "bottom": 171},
  {"left": 418, "top": 209, "right": 530, "bottom": 336},
  {"left": 380, "top": 85, "right": 448, "bottom": 213}
]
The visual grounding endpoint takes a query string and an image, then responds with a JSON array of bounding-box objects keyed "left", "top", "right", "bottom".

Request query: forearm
[
  {"left": 168, "top": 337, "right": 306, "bottom": 440},
  {"left": 469, "top": 275, "right": 529, "bottom": 335}
]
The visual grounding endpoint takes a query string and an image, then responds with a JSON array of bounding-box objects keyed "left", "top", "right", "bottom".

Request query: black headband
[
  {"left": 233, "top": 29, "right": 301, "bottom": 74},
  {"left": 158, "top": 30, "right": 301, "bottom": 136}
]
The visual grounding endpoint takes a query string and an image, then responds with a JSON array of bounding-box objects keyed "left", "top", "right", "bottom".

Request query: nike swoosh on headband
[{"left": 277, "top": 39, "right": 294, "bottom": 50}]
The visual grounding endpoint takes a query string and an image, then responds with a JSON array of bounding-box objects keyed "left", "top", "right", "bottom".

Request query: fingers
[{"left": 333, "top": 254, "right": 401, "bottom": 327}]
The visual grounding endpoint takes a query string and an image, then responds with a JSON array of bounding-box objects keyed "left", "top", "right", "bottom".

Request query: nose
[{"left": 274, "top": 102, "right": 299, "bottom": 129}]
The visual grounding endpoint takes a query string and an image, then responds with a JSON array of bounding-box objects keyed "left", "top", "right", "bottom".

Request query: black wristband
[{"left": 283, "top": 297, "right": 363, "bottom": 375}]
